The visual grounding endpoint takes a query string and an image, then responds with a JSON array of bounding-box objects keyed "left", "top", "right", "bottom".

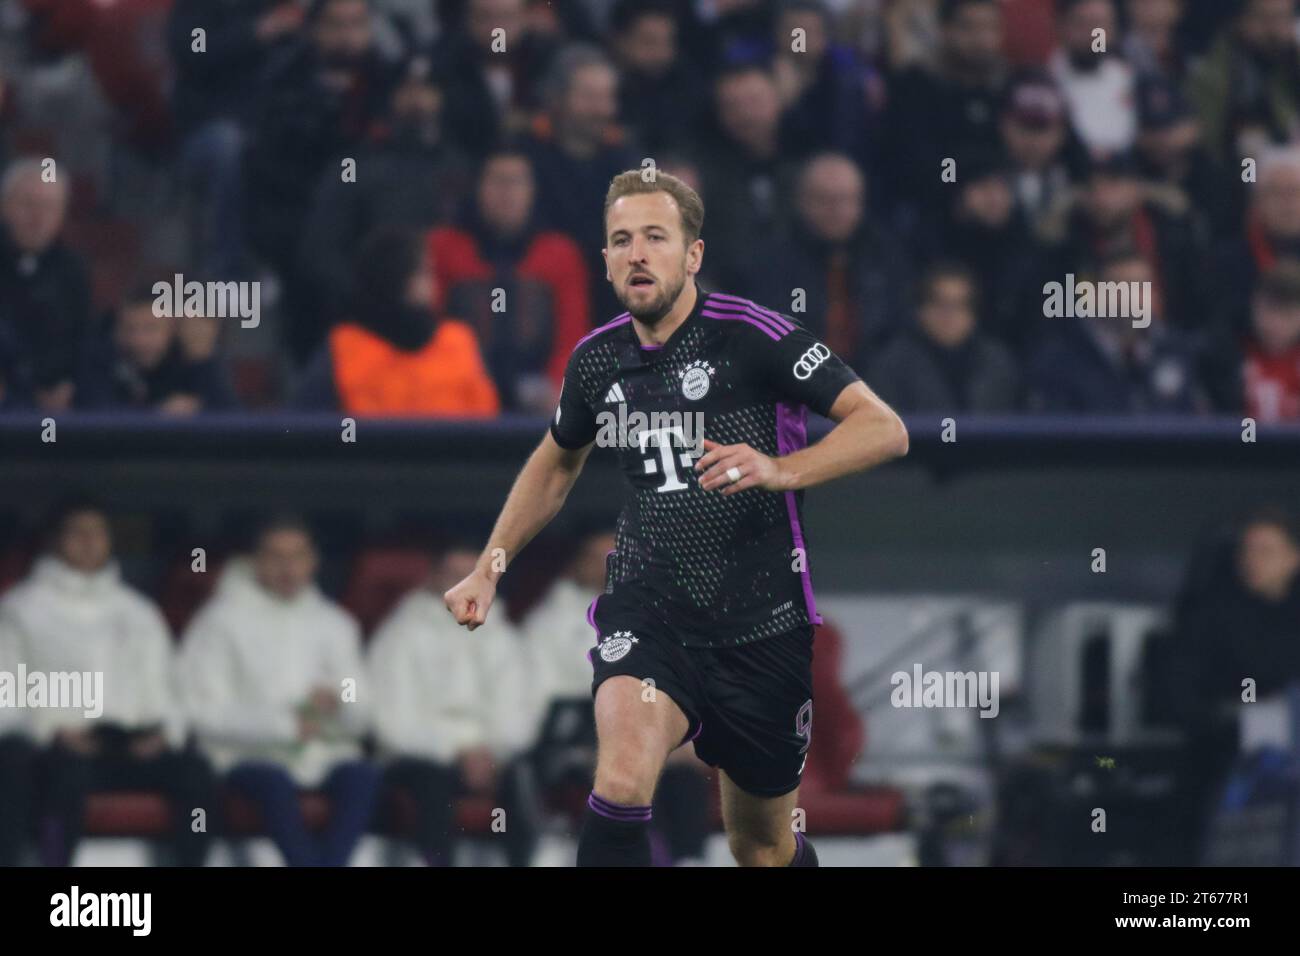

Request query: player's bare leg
[
  {"left": 719, "top": 770, "right": 809, "bottom": 867},
  {"left": 591, "top": 675, "right": 689, "bottom": 802},
  {"left": 577, "top": 675, "right": 690, "bottom": 865}
]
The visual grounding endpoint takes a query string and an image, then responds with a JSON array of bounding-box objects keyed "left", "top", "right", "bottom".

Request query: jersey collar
[{"left": 630, "top": 282, "right": 707, "bottom": 363}]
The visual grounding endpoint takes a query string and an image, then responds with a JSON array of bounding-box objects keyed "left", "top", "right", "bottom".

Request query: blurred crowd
[
  {"left": 0, "top": 0, "right": 1299, "bottom": 419},
  {"left": 0, "top": 497, "right": 1295, "bottom": 865},
  {"left": 0, "top": 498, "right": 735, "bottom": 865}
]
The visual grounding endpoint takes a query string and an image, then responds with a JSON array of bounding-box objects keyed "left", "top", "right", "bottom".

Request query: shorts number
[{"left": 796, "top": 699, "right": 813, "bottom": 754}]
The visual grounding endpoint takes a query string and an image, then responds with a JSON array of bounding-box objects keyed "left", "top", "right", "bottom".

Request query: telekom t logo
[{"left": 639, "top": 426, "right": 694, "bottom": 493}]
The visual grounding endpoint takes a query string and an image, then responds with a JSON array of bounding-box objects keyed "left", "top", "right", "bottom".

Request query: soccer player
[{"left": 444, "top": 169, "right": 909, "bottom": 867}]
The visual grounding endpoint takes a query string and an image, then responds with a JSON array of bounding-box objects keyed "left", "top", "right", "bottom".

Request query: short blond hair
[{"left": 603, "top": 169, "right": 704, "bottom": 244}]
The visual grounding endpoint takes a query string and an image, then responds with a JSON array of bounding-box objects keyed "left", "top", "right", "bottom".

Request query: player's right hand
[{"left": 444, "top": 571, "right": 496, "bottom": 631}]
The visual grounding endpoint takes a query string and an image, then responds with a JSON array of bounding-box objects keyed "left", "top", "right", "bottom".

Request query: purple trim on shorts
[
  {"left": 588, "top": 792, "right": 652, "bottom": 822},
  {"left": 706, "top": 293, "right": 795, "bottom": 332},
  {"left": 775, "top": 401, "right": 823, "bottom": 626},
  {"left": 701, "top": 309, "right": 781, "bottom": 340},
  {"left": 574, "top": 314, "right": 632, "bottom": 349},
  {"left": 586, "top": 596, "right": 601, "bottom": 665}
]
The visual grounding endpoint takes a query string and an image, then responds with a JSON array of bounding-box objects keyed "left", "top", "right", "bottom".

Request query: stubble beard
[{"left": 618, "top": 269, "right": 688, "bottom": 325}]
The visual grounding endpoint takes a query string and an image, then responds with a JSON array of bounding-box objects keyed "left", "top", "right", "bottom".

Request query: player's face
[{"left": 603, "top": 191, "right": 702, "bottom": 323}]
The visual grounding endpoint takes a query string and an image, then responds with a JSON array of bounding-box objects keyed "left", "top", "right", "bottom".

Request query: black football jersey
[{"left": 550, "top": 285, "right": 861, "bottom": 647}]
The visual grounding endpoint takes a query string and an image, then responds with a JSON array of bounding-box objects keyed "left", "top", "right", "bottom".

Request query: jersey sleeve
[
  {"left": 549, "top": 350, "right": 599, "bottom": 449},
  {"left": 755, "top": 318, "right": 862, "bottom": 418}
]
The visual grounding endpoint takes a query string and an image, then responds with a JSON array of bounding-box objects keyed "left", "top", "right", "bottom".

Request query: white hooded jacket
[
  {"left": 176, "top": 559, "right": 367, "bottom": 786},
  {"left": 0, "top": 555, "right": 183, "bottom": 746},
  {"left": 368, "top": 587, "right": 538, "bottom": 764},
  {"left": 521, "top": 577, "right": 602, "bottom": 709}
]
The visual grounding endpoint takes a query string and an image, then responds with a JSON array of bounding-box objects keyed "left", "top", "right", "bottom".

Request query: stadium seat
[{"left": 341, "top": 547, "right": 433, "bottom": 637}]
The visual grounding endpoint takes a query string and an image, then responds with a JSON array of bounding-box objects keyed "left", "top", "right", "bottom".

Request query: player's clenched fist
[
  {"left": 444, "top": 570, "right": 496, "bottom": 631},
  {"left": 694, "top": 438, "right": 790, "bottom": 495}
]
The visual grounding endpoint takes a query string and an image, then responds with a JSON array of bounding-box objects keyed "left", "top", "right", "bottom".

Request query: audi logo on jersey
[{"left": 793, "top": 342, "right": 831, "bottom": 380}]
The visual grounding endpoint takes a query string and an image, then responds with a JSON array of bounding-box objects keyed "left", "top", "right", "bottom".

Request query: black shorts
[{"left": 586, "top": 590, "right": 815, "bottom": 798}]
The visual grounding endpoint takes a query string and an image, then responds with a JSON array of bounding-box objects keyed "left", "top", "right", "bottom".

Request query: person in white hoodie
[
  {"left": 178, "top": 515, "right": 378, "bottom": 866},
  {"left": 0, "top": 497, "right": 215, "bottom": 866},
  {"left": 0, "top": 607, "right": 35, "bottom": 865},
  {"left": 523, "top": 528, "right": 712, "bottom": 865},
  {"left": 369, "top": 540, "right": 541, "bottom": 866}
]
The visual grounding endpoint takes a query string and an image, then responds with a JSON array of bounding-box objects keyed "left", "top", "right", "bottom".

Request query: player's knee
[
  {"left": 592, "top": 761, "right": 655, "bottom": 807},
  {"left": 728, "top": 831, "right": 791, "bottom": 867}
]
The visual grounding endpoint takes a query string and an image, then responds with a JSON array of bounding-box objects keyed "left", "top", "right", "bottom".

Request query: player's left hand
[{"left": 694, "top": 438, "right": 788, "bottom": 495}]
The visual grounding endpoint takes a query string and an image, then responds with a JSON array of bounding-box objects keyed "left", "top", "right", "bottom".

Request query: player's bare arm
[
  {"left": 443, "top": 432, "right": 593, "bottom": 630},
  {"left": 695, "top": 380, "right": 909, "bottom": 495}
]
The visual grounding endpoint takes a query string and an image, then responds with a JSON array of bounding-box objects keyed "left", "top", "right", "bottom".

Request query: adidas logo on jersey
[{"left": 604, "top": 382, "right": 626, "bottom": 403}]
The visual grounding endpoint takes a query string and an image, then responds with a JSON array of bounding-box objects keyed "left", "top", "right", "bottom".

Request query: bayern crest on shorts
[{"left": 599, "top": 630, "right": 639, "bottom": 662}]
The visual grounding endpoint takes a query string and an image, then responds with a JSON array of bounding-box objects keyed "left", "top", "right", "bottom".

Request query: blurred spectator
[
  {"left": 884, "top": 0, "right": 1008, "bottom": 223},
  {"left": 1053, "top": 150, "right": 1208, "bottom": 331},
  {"left": 1028, "top": 249, "right": 1210, "bottom": 412},
  {"left": 999, "top": 70, "right": 1077, "bottom": 236},
  {"left": 74, "top": 280, "right": 239, "bottom": 415},
  {"left": 1211, "top": 145, "right": 1300, "bottom": 335},
  {"left": 168, "top": 0, "right": 305, "bottom": 278},
  {"left": 242, "top": 0, "right": 401, "bottom": 359},
  {"left": 0, "top": 158, "right": 91, "bottom": 413},
  {"left": 740, "top": 152, "right": 910, "bottom": 367},
  {"left": 699, "top": 0, "right": 778, "bottom": 67},
  {"left": 0, "top": 586, "right": 35, "bottom": 865},
  {"left": 298, "top": 56, "right": 474, "bottom": 325},
  {"left": 1049, "top": 0, "right": 1138, "bottom": 155},
  {"left": 0, "top": 498, "right": 214, "bottom": 866},
  {"left": 1134, "top": 72, "right": 1238, "bottom": 239},
  {"left": 867, "top": 261, "right": 1021, "bottom": 412},
  {"left": 369, "top": 541, "right": 540, "bottom": 866},
  {"left": 523, "top": 528, "right": 711, "bottom": 865},
  {"left": 925, "top": 149, "right": 1051, "bottom": 351},
  {"left": 427, "top": 146, "right": 589, "bottom": 412},
  {"left": 699, "top": 63, "right": 801, "bottom": 290},
  {"left": 293, "top": 227, "right": 500, "bottom": 416},
  {"left": 524, "top": 43, "right": 636, "bottom": 318},
  {"left": 768, "top": 0, "right": 880, "bottom": 167},
  {"left": 177, "top": 515, "right": 378, "bottom": 867},
  {"left": 434, "top": 0, "right": 559, "bottom": 156},
  {"left": 1171, "top": 507, "right": 1300, "bottom": 852},
  {"left": 1242, "top": 260, "right": 1300, "bottom": 421},
  {"left": 608, "top": 0, "right": 706, "bottom": 155},
  {"left": 1122, "top": 0, "right": 1188, "bottom": 80},
  {"left": 1187, "top": 0, "right": 1300, "bottom": 167}
]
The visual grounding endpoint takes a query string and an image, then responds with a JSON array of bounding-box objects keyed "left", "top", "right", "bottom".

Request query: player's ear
[
  {"left": 602, "top": 248, "right": 611, "bottom": 282},
  {"left": 686, "top": 238, "right": 703, "bottom": 276}
]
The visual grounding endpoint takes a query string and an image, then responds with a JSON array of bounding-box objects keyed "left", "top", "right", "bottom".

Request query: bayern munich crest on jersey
[
  {"left": 679, "top": 359, "right": 716, "bottom": 400},
  {"left": 599, "top": 631, "right": 639, "bottom": 662}
]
